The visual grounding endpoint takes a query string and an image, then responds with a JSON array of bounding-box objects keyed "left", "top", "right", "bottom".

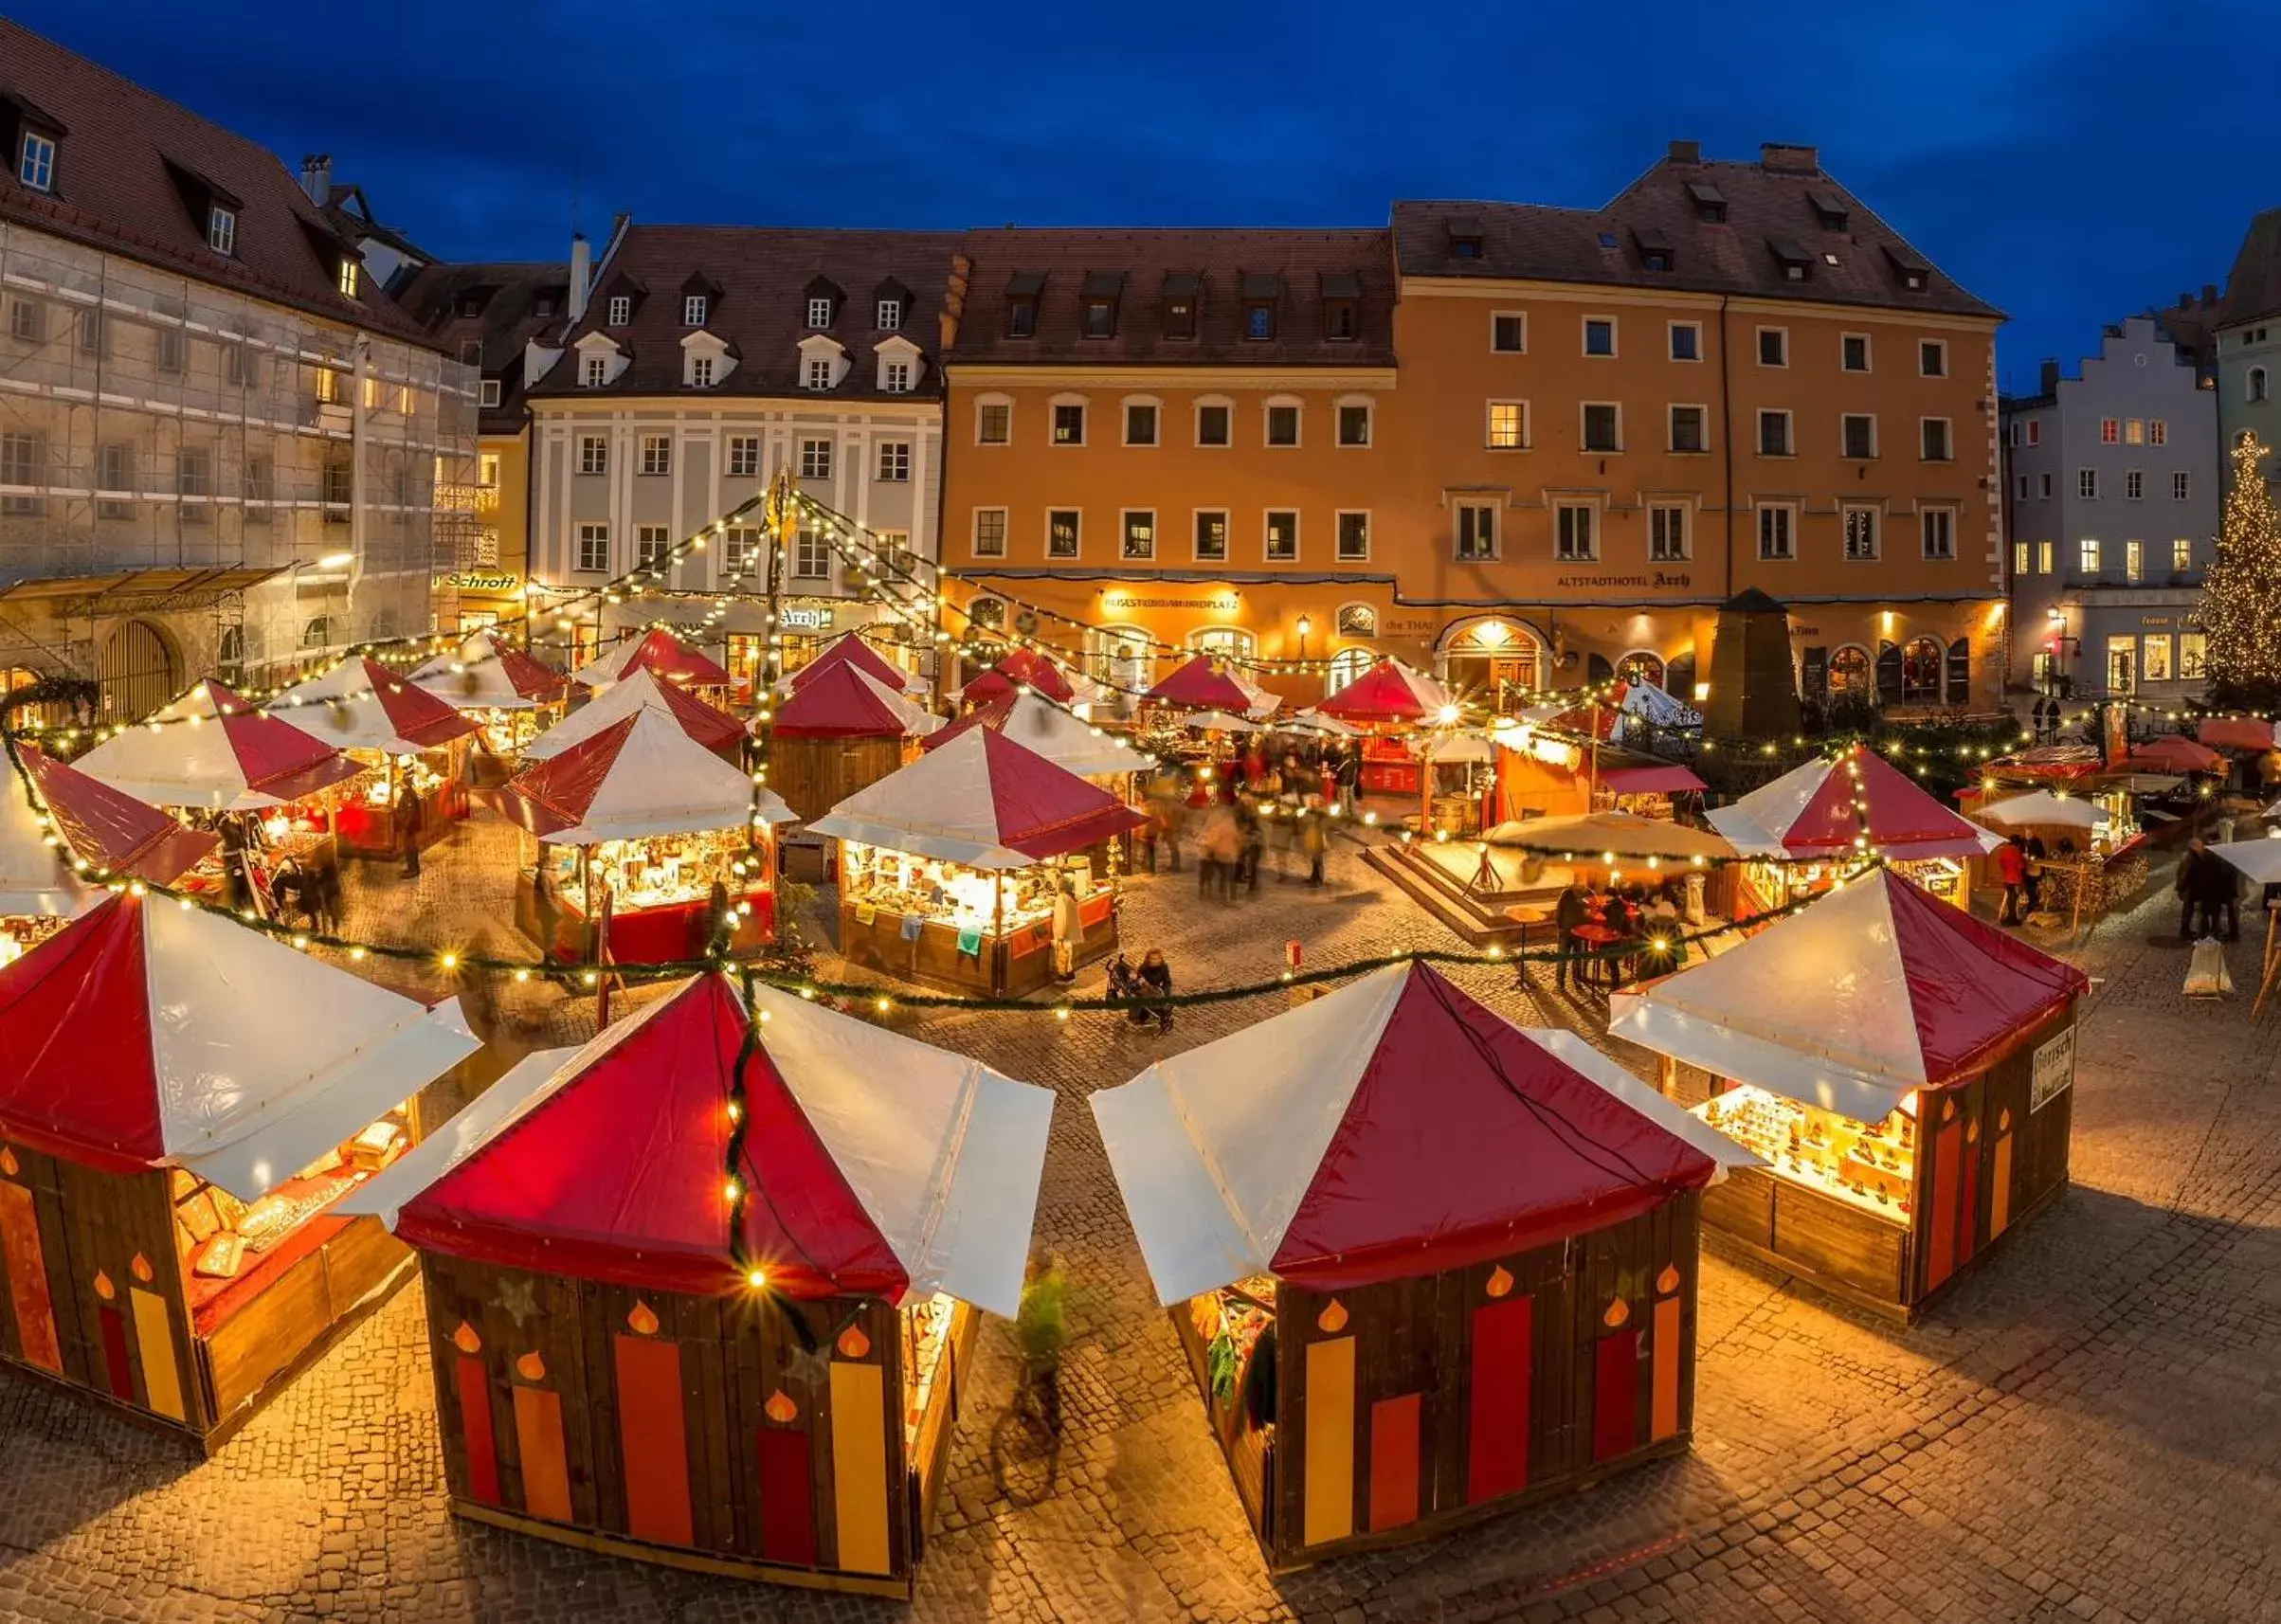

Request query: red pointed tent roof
[
  {"left": 773, "top": 659, "right": 917, "bottom": 739},
  {"left": 2200, "top": 717, "right": 2276, "bottom": 753},
  {"left": 498, "top": 711, "right": 787, "bottom": 842},
  {"left": 596, "top": 628, "right": 730, "bottom": 688},
  {"left": 1313, "top": 659, "right": 1438, "bottom": 724},
  {"left": 2124, "top": 733, "right": 2223, "bottom": 774},
  {"left": 392, "top": 975, "right": 904, "bottom": 1299},
  {"left": 924, "top": 693, "right": 1016, "bottom": 749},
  {"left": 964, "top": 648, "right": 1076, "bottom": 705},
  {"left": 73, "top": 679, "right": 363, "bottom": 809},
  {"left": 1710, "top": 744, "right": 1986, "bottom": 857},
  {"left": 24, "top": 745, "right": 217, "bottom": 883},
  {"left": 1145, "top": 654, "right": 1253, "bottom": 712},
  {"left": 809, "top": 727, "right": 1148, "bottom": 868},
  {"left": 480, "top": 637, "right": 569, "bottom": 701},
  {"left": 1872, "top": 869, "right": 2093, "bottom": 1082},
  {"left": 274, "top": 656, "right": 479, "bottom": 751},
  {"left": 790, "top": 634, "right": 909, "bottom": 694}
]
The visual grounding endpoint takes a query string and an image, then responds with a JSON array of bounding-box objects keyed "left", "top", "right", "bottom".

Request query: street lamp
[{"left": 1296, "top": 613, "right": 1312, "bottom": 663}]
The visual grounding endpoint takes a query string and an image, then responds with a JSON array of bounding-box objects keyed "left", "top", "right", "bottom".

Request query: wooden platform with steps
[{"left": 1363, "top": 838, "right": 1569, "bottom": 948}]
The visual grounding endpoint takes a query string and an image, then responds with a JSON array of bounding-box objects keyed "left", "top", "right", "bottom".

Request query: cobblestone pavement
[{"left": 3, "top": 805, "right": 2281, "bottom": 1621}]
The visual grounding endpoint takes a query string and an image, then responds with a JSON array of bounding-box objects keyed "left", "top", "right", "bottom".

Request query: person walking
[
  {"left": 2021, "top": 833, "right": 2048, "bottom": 916},
  {"left": 1199, "top": 803, "right": 1240, "bottom": 901},
  {"left": 1298, "top": 800, "right": 1329, "bottom": 888},
  {"left": 393, "top": 778, "right": 423, "bottom": 879},
  {"left": 2198, "top": 841, "right": 2242, "bottom": 942},
  {"left": 1234, "top": 797, "right": 1263, "bottom": 894},
  {"left": 1994, "top": 835, "right": 2027, "bottom": 926},
  {"left": 1050, "top": 877, "right": 1084, "bottom": 983},
  {"left": 1554, "top": 875, "right": 1593, "bottom": 991},
  {"left": 1135, "top": 947, "right": 1174, "bottom": 1033},
  {"left": 1014, "top": 1251, "right": 1070, "bottom": 1435},
  {"left": 1332, "top": 746, "right": 1362, "bottom": 817},
  {"left": 532, "top": 863, "right": 562, "bottom": 965}
]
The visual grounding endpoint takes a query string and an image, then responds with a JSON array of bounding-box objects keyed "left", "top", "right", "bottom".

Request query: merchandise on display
[
  {"left": 840, "top": 842, "right": 1097, "bottom": 934},
  {"left": 542, "top": 829, "right": 762, "bottom": 915},
  {"left": 1695, "top": 1085, "right": 1916, "bottom": 1223}
]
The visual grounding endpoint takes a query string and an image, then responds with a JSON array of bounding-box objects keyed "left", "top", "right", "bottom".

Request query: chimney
[
  {"left": 2204, "top": 282, "right": 2220, "bottom": 305},
  {"left": 568, "top": 232, "right": 591, "bottom": 323},
  {"left": 2179, "top": 292, "right": 2193, "bottom": 311},
  {"left": 2040, "top": 359, "right": 2060, "bottom": 394},
  {"left": 299, "top": 154, "right": 331, "bottom": 207},
  {"left": 1760, "top": 142, "right": 1819, "bottom": 174},
  {"left": 1667, "top": 139, "right": 1701, "bottom": 165}
]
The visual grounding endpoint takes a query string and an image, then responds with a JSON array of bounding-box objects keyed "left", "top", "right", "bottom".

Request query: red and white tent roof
[
  {"left": 0, "top": 746, "right": 218, "bottom": 917},
  {"left": 0, "top": 893, "right": 479, "bottom": 1196},
  {"left": 74, "top": 680, "right": 363, "bottom": 812},
  {"left": 772, "top": 659, "right": 941, "bottom": 740},
  {"left": 961, "top": 647, "right": 1077, "bottom": 706},
  {"left": 266, "top": 656, "right": 480, "bottom": 755},
  {"left": 408, "top": 631, "right": 567, "bottom": 711},
  {"left": 340, "top": 974, "right": 1053, "bottom": 1313},
  {"left": 498, "top": 709, "right": 790, "bottom": 845},
  {"left": 1706, "top": 744, "right": 1996, "bottom": 859},
  {"left": 2200, "top": 716, "right": 2276, "bottom": 753},
  {"left": 779, "top": 634, "right": 928, "bottom": 698},
  {"left": 1609, "top": 867, "right": 2090, "bottom": 1123},
  {"left": 1315, "top": 659, "right": 1454, "bottom": 725},
  {"left": 2122, "top": 733, "right": 2223, "bottom": 775},
  {"left": 1144, "top": 654, "right": 1255, "bottom": 713},
  {"left": 572, "top": 627, "right": 731, "bottom": 691},
  {"left": 810, "top": 726, "right": 1147, "bottom": 869},
  {"left": 922, "top": 691, "right": 1150, "bottom": 778},
  {"left": 523, "top": 667, "right": 749, "bottom": 761},
  {"left": 1094, "top": 962, "right": 1738, "bottom": 1304}
]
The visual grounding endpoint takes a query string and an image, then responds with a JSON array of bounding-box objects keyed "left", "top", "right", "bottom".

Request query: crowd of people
[
  {"left": 1548, "top": 872, "right": 1690, "bottom": 993},
  {"left": 1135, "top": 738, "right": 1361, "bottom": 895}
]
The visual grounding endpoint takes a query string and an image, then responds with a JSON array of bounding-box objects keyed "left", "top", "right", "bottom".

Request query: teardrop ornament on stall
[
  {"left": 1656, "top": 1264, "right": 1681, "bottom": 1295},
  {"left": 516, "top": 1351, "right": 547, "bottom": 1382},
  {"left": 1602, "top": 1296, "right": 1630, "bottom": 1328},
  {"left": 837, "top": 1324, "right": 872, "bottom": 1360},
  {"left": 452, "top": 1321, "right": 482, "bottom": 1354},
  {"left": 2000, "top": 1109, "right": 2013, "bottom": 1132},
  {"left": 1484, "top": 1265, "right": 1514, "bottom": 1300},
  {"left": 1317, "top": 1299, "right": 1349, "bottom": 1334},
  {"left": 626, "top": 1301, "right": 660, "bottom": 1336},
  {"left": 764, "top": 1389, "right": 799, "bottom": 1423},
  {"left": 93, "top": 1271, "right": 115, "bottom": 1301},
  {"left": 0, "top": 1146, "right": 16, "bottom": 1176},
  {"left": 130, "top": 1253, "right": 154, "bottom": 1284}
]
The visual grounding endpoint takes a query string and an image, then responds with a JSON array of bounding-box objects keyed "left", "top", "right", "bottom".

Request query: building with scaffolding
[{"left": 0, "top": 20, "right": 478, "bottom": 722}]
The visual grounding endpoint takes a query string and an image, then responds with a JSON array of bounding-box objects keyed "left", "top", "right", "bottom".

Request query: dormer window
[
  {"left": 1633, "top": 226, "right": 1674, "bottom": 272},
  {"left": 1444, "top": 216, "right": 1484, "bottom": 259},
  {"left": 1687, "top": 181, "right": 1727, "bottom": 224},
  {"left": 582, "top": 354, "right": 606, "bottom": 388},
  {"left": 607, "top": 295, "right": 630, "bottom": 326},
  {"left": 207, "top": 206, "right": 236, "bottom": 256},
  {"left": 805, "top": 357, "right": 832, "bottom": 389},
  {"left": 1162, "top": 273, "right": 1200, "bottom": 339},
  {"left": 1240, "top": 273, "right": 1282, "bottom": 341},
  {"left": 1005, "top": 271, "right": 1043, "bottom": 339},
  {"left": 457, "top": 290, "right": 487, "bottom": 317},
  {"left": 17, "top": 131, "right": 53, "bottom": 192},
  {"left": 1808, "top": 189, "right": 1850, "bottom": 230},
  {"left": 691, "top": 354, "right": 715, "bottom": 387},
  {"left": 1884, "top": 243, "right": 1932, "bottom": 293},
  {"left": 1767, "top": 238, "right": 1813, "bottom": 283},
  {"left": 882, "top": 360, "right": 912, "bottom": 391},
  {"left": 1079, "top": 271, "right": 1125, "bottom": 339},
  {"left": 337, "top": 258, "right": 360, "bottom": 298},
  {"left": 877, "top": 298, "right": 901, "bottom": 331},
  {"left": 802, "top": 277, "right": 842, "bottom": 332},
  {"left": 800, "top": 332, "right": 848, "bottom": 392},
  {"left": 1320, "top": 273, "right": 1360, "bottom": 342},
  {"left": 683, "top": 294, "right": 708, "bottom": 326}
]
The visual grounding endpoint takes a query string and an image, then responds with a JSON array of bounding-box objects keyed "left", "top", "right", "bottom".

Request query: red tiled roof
[
  {"left": 1393, "top": 147, "right": 2000, "bottom": 320},
  {"left": 391, "top": 260, "right": 570, "bottom": 430},
  {"left": 0, "top": 19, "right": 441, "bottom": 348},
  {"left": 528, "top": 225, "right": 963, "bottom": 402},
  {"left": 948, "top": 226, "right": 1397, "bottom": 367}
]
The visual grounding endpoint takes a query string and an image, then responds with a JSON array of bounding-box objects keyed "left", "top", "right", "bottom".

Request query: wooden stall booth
[
  {"left": 1610, "top": 868, "right": 2090, "bottom": 1322},
  {"left": 340, "top": 972, "right": 1053, "bottom": 1597},
  {"left": 813, "top": 728, "right": 1145, "bottom": 998},
  {"left": 407, "top": 629, "right": 570, "bottom": 759},
  {"left": 1964, "top": 747, "right": 2151, "bottom": 920},
  {"left": 1092, "top": 962, "right": 1756, "bottom": 1571},
  {"left": 570, "top": 627, "right": 733, "bottom": 701},
  {"left": 501, "top": 710, "right": 792, "bottom": 965},
  {"left": 774, "top": 630, "right": 931, "bottom": 705},
  {"left": 0, "top": 744, "right": 217, "bottom": 963},
  {"left": 523, "top": 668, "right": 749, "bottom": 767},
  {"left": 769, "top": 659, "right": 939, "bottom": 825},
  {"left": 1487, "top": 721, "right": 1706, "bottom": 827},
  {"left": 0, "top": 893, "right": 480, "bottom": 1450},
  {"left": 1315, "top": 659, "right": 1456, "bottom": 798},
  {"left": 921, "top": 690, "right": 1153, "bottom": 873},
  {"left": 267, "top": 656, "right": 481, "bottom": 861}
]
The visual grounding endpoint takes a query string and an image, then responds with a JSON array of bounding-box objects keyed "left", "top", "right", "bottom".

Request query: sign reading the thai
[{"left": 2030, "top": 1024, "right": 2076, "bottom": 1113}]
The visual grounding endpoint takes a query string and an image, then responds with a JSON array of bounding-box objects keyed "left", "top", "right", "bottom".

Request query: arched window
[
  {"left": 97, "top": 619, "right": 180, "bottom": 722},
  {"left": 966, "top": 596, "right": 1006, "bottom": 632},
  {"left": 1325, "top": 647, "right": 1374, "bottom": 695},
  {"left": 300, "top": 615, "right": 333, "bottom": 649},
  {"left": 1190, "top": 626, "right": 1257, "bottom": 661},
  {"left": 1827, "top": 644, "right": 1872, "bottom": 695},
  {"left": 1616, "top": 651, "right": 1665, "bottom": 689},
  {"left": 2252, "top": 367, "right": 2270, "bottom": 405},
  {"left": 216, "top": 625, "right": 244, "bottom": 681},
  {"left": 1900, "top": 636, "right": 1944, "bottom": 704},
  {"left": 1094, "top": 624, "right": 1151, "bottom": 697},
  {"left": 1334, "top": 602, "right": 1378, "bottom": 639}
]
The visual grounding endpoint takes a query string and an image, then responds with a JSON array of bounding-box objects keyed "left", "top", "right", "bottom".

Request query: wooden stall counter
[
  {"left": 513, "top": 872, "right": 775, "bottom": 966},
  {"left": 837, "top": 888, "right": 1116, "bottom": 998}
]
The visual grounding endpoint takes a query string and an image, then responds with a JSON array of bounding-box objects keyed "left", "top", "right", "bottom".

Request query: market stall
[
  {"left": 0, "top": 745, "right": 216, "bottom": 961},
  {"left": 922, "top": 690, "right": 1152, "bottom": 783},
  {"left": 811, "top": 728, "right": 1146, "bottom": 997},
  {"left": 1708, "top": 744, "right": 1995, "bottom": 918},
  {"left": 1093, "top": 961, "right": 1752, "bottom": 1570},
  {"left": 958, "top": 647, "right": 1077, "bottom": 707},
  {"left": 408, "top": 630, "right": 569, "bottom": 757},
  {"left": 0, "top": 893, "right": 479, "bottom": 1449},
  {"left": 498, "top": 710, "right": 793, "bottom": 965},
  {"left": 2208, "top": 836, "right": 2281, "bottom": 1018},
  {"left": 1316, "top": 660, "right": 1455, "bottom": 797},
  {"left": 338, "top": 971, "right": 1053, "bottom": 1597},
  {"left": 1486, "top": 719, "right": 1706, "bottom": 823},
  {"left": 770, "top": 659, "right": 941, "bottom": 824},
  {"left": 1418, "top": 731, "right": 1497, "bottom": 838},
  {"left": 1610, "top": 868, "right": 2090, "bottom": 1321},
  {"left": 571, "top": 628, "right": 732, "bottom": 695},
  {"left": 522, "top": 668, "right": 748, "bottom": 765},
  {"left": 1963, "top": 753, "right": 2150, "bottom": 922},
  {"left": 267, "top": 657, "right": 480, "bottom": 861},
  {"left": 780, "top": 632, "right": 930, "bottom": 701},
  {"left": 1143, "top": 655, "right": 1257, "bottom": 716}
]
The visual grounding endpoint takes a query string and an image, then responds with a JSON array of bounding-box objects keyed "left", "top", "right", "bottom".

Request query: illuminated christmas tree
[{"left": 2201, "top": 433, "right": 2281, "bottom": 710}]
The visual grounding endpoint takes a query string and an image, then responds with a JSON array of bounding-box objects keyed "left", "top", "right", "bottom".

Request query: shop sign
[
  {"left": 1102, "top": 592, "right": 1238, "bottom": 612},
  {"left": 780, "top": 605, "right": 834, "bottom": 631},
  {"left": 443, "top": 570, "right": 519, "bottom": 593},
  {"left": 1383, "top": 615, "right": 1438, "bottom": 637},
  {"left": 2030, "top": 1024, "right": 2076, "bottom": 1113},
  {"left": 1551, "top": 570, "right": 1693, "bottom": 590}
]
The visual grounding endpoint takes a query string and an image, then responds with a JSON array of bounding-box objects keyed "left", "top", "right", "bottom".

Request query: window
[
  {"left": 1047, "top": 510, "right": 1081, "bottom": 558},
  {"left": 1842, "top": 334, "right": 1871, "bottom": 371},
  {"left": 227, "top": 343, "right": 255, "bottom": 388},
  {"left": 1324, "top": 297, "right": 1357, "bottom": 341},
  {"left": 2151, "top": 419, "right": 2168, "bottom": 445},
  {"left": 2125, "top": 538, "right": 2144, "bottom": 582},
  {"left": 2106, "top": 635, "right": 2136, "bottom": 695},
  {"left": 1124, "top": 401, "right": 1159, "bottom": 446},
  {"left": 7, "top": 298, "right": 39, "bottom": 342},
  {"left": 1758, "top": 504, "right": 1796, "bottom": 560},
  {"left": 1492, "top": 313, "right": 1526, "bottom": 352},
  {"left": 361, "top": 374, "right": 383, "bottom": 412},
  {"left": 97, "top": 443, "right": 134, "bottom": 519},
  {"left": 2016, "top": 475, "right": 2028, "bottom": 500},
  {"left": 1842, "top": 414, "right": 1876, "bottom": 459},
  {"left": 2079, "top": 537, "right": 2102, "bottom": 574},
  {"left": 1919, "top": 339, "right": 1947, "bottom": 377},
  {"left": 2079, "top": 467, "right": 2107, "bottom": 499},
  {"left": 1555, "top": 502, "right": 1597, "bottom": 560},
  {"left": 1163, "top": 292, "right": 1197, "bottom": 340},
  {"left": 1829, "top": 646, "right": 1871, "bottom": 695},
  {"left": 1649, "top": 502, "right": 1689, "bottom": 561},
  {"left": 806, "top": 297, "right": 833, "bottom": 329},
  {"left": 1902, "top": 638, "right": 1945, "bottom": 705},
  {"left": 1488, "top": 401, "right": 1528, "bottom": 450},
  {"left": 1052, "top": 402, "right": 1085, "bottom": 445},
  {"left": 2174, "top": 537, "right": 2194, "bottom": 573},
  {"left": 1920, "top": 418, "right": 1952, "bottom": 461},
  {"left": 2025, "top": 419, "right": 2040, "bottom": 446},
  {"left": 728, "top": 436, "right": 761, "bottom": 478},
  {"left": 1583, "top": 317, "right": 1616, "bottom": 356},
  {"left": 723, "top": 526, "right": 759, "bottom": 574},
  {"left": 578, "top": 435, "right": 607, "bottom": 476},
  {"left": 155, "top": 326, "right": 186, "bottom": 374},
  {"left": 886, "top": 358, "right": 918, "bottom": 392},
  {"left": 690, "top": 354, "right": 715, "bottom": 388},
  {"left": 1121, "top": 511, "right": 1155, "bottom": 561},
  {"left": 205, "top": 205, "right": 236, "bottom": 256},
  {"left": 2125, "top": 470, "right": 2144, "bottom": 500},
  {"left": 1757, "top": 328, "right": 1787, "bottom": 367},
  {"left": 480, "top": 378, "right": 502, "bottom": 407},
  {"left": 478, "top": 452, "right": 501, "bottom": 490},
  {"left": 1006, "top": 297, "right": 1037, "bottom": 338},
  {"left": 794, "top": 529, "right": 832, "bottom": 578},
  {"left": 1336, "top": 511, "right": 1370, "bottom": 561},
  {"left": 2125, "top": 418, "right": 2145, "bottom": 445},
  {"left": 1455, "top": 501, "right": 1497, "bottom": 560},
  {"left": 1669, "top": 405, "right": 1706, "bottom": 453},
  {"left": 2100, "top": 418, "right": 2120, "bottom": 445},
  {"left": 681, "top": 295, "right": 708, "bottom": 327},
  {"left": 78, "top": 309, "right": 104, "bottom": 357},
  {"left": 0, "top": 433, "right": 40, "bottom": 514},
  {"left": 2174, "top": 471, "right": 2191, "bottom": 501},
  {"left": 337, "top": 259, "right": 360, "bottom": 298},
  {"left": 799, "top": 439, "right": 832, "bottom": 479},
  {"left": 977, "top": 402, "right": 1011, "bottom": 444},
  {"left": 1337, "top": 402, "right": 1371, "bottom": 446},
  {"left": 1245, "top": 300, "right": 1276, "bottom": 340},
  {"left": 877, "top": 441, "right": 911, "bottom": 481},
  {"left": 1264, "top": 511, "right": 1298, "bottom": 561},
  {"left": 582, "top": 354, "right": 607, "bottom": 388},
  {"left": 1922, "top": 508, "right": 1955, "bottom": 559},
  {"left": 1083, "top": 298, "right": 1115, "bottom": 339},
  {"left": 1582, "top": 403, "right": 1620, "bottom": 452},
  {"left": 1669, "top": 321, "right": 1701, "bottom": 362},
  {"left": 2038, "top": 540, "right": 2055, "bottom": 574},
  {"left": 576, "top": 522, "right": 609, "bottom": 571},
  {"left": 876, "top": 298, "right": 902, "bottom": 331},
  {"left": 635, "top": 525, "right": 671, "bottom": 568},
  {"left": 640, "top": 435, "right": 672, "bottom": 476},
  {"left": 2180, "top": 633, "right": 2208, "bottom": 679},
  {"left": 2142, "top": 633, "right": 2173, "bottom": 682},
  {"left": 607, "top": 295, "right": 631, "bottom": 326},
  {"left": 1194, "top": 510, "right": 1229, "bottom": 561},
  {"left": 1196, "top": 402, "right": 1231, "bottom": 446},
  {"left": 804, "top": 357, "right": 833, "bottom": 390},
  {"left": 1842, "top": 505, "right": 1879, "bottom": 559},
  {"left": 18, "top": 131, "right": 54, "bottom": 191},
  {"left": 1264, "top": 403, "right": 1300, "bottom": 446},
  {"left": 2013, "top": 541, "right": 2030, "bottom": 575},
  {"left": 972, "top": 508, "right": 1007, "bottom": 557},
  {"left": 1758, "top": 409, "right": 1792, "bottom": 457},
  {"left": 2039, "top": 472, "right": 2054, "bottom": 499}
]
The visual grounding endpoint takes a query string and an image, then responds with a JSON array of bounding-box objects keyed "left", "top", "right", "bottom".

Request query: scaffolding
[{"left": 0, "top": 218, "right": 479, "bottom": 717}]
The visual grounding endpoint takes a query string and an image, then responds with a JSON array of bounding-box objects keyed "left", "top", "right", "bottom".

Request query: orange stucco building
[{"left": 937, "top": 142, "right": 2006, "bottom": 717}]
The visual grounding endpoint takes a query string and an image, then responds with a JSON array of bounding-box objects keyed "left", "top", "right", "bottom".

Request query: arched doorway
[
  {"left": 1616, "top": 651, "right": 1665, "bottom": 689},
  {"left": 1828, "top": 644, "right": 1871, "bottom": 696},
  {"left": 1324, "top": 646, "right": 1375, "bottom": 695},
  {"left": 1189, "top": 627, "right": 1256, "bottom": 662},
  {"left": 97, "top": 619, "right": 179, "bottom": 722},
  {"left": 0, "top": 666, "right": 64, "bottom": 731},
  {"left": 1093, "top": 624, "right": 1152, "bottom": 698},
  {"left": 1438, "top": 615, "right": 1544, "bottom": 708}
]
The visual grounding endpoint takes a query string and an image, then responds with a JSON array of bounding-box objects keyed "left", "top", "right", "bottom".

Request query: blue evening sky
[{"left": 21, "top": 0, "right": 2269, "bottom": 393}]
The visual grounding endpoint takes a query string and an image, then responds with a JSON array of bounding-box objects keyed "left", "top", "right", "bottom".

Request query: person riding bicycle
[{"left": 1015, "top": 1251, "right": 1070, "bottom": 1435}]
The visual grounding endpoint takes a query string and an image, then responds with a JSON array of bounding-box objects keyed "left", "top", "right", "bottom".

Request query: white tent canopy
[
  {"left": 1619, "top": 682, "right": 1702, "bottom": 731},
  {"left": 408, "top": 630, "right": 547, "bottom": 712},
  {"left": 1281, "top": 709, "right": 1362, "bottom": 738},
  {"left": 0, "top": 773, "right": 95, "bottom": 918},
  {"left": 523, "top": 668, "right": 744, "bottom": 762},
  {"left": 530, "top": 709, "right": 792, "bottom": 844},
  {"left": 1975, "top": 789, "right": 2108, "bottom": 830},
  {"left": 1522, "top": 1028, "right": 1766, "bottom": 1177},
  {"left": 72, "top": 683, "right": 350, "bottom": 813},
  {"left": 809, "top": 727, "right": 1101, "bottom": 870},
  {"left": 264, "top": 657, "right": 465, "bottom": 755},
  {"left": 983, "top": 692, "right": 1150, "bottom": 777},
  {"left": 1424, "top": 731, "right": 1497, "bottom": 764},
  {"left": 1184, "top": 710, "right": 1261, "bottom": 733},
  {"left": 2211, "top": 835, "right": 2281, "bottom": 887},
  {"left": 1231, "top": 671, "right": 1283, "bottom": 720}
]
